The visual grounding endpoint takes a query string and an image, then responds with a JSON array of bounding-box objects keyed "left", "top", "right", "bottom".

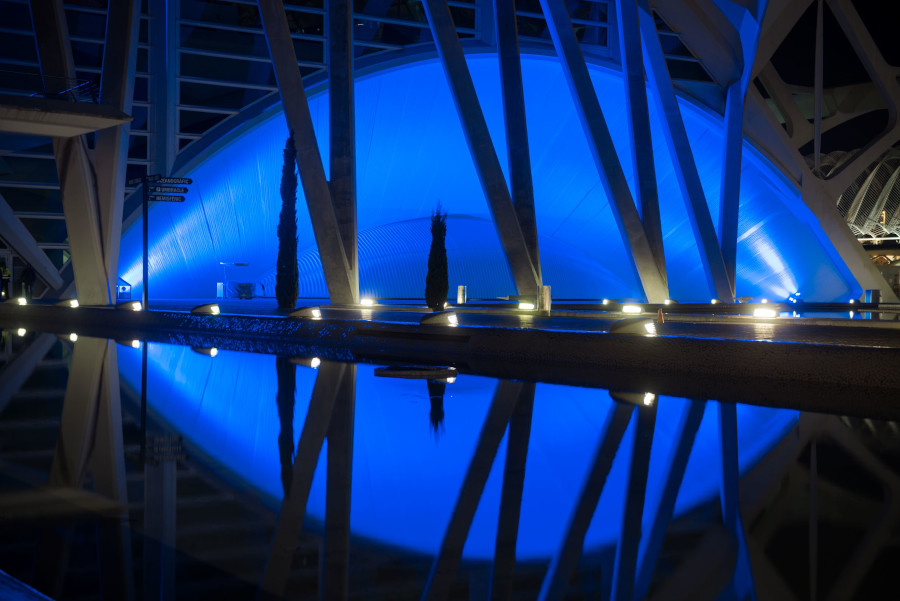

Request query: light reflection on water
[{"left": 116, "top": 341, "right": 797, "bottom": 560}]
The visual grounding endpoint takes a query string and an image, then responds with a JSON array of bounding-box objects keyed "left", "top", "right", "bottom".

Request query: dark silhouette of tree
[
  {"left": 276, "top": 133, "right": 299, "bottom": 309},
  {"left": 425, "top": 204, "right": 448, "bottom": 311},
  {"left": 275, "top": 357, "right": 296, "bottom": 496},
  {"left": 427, "top": 378, "right": 446, "bottom": 437}
]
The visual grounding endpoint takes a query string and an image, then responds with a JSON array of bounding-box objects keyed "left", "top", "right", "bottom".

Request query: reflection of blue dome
[
  {"left": 119, "top": 53, "right": 856, "bottom": 302},
  {"left": 119, "top": 343, "right": 797, "bottom": 560}
]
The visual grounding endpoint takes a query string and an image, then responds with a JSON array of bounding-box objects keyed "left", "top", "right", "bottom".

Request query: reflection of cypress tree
[
  {"left": 427, "top": 379, "right": 446, "bottom": 437},
  {"left": 425, "top": 205, "right": 448, "bottom": 311},
  {"left": 275, "top": 357, "right": 297, "bottom": 496}
]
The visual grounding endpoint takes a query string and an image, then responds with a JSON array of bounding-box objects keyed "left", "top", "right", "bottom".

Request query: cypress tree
[
  {"left": 425, "top": 204, "right": 449, "bottom": 311},
  {"left": 276, "top": 133, "right": 299, "bottom": 309}
]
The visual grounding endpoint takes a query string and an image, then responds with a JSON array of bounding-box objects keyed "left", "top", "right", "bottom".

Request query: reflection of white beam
[
  {"left": 0, "top": 193, "right": 64, "bottom": 290},
  {"left": 539, "top": 403, "right": 632, "bottom": 601},
  {"left": 539, "top": 0, "right": 667, "bottom": 303},
  {"left": 611, "top": 403, "right": 656, "bottom": 601},
  {"left": 422, "top": 380, "right": 522, "bottom": 601},
  {"left": 259, "top": 0, "right": 355, "bottom": 304},
  {"left": 323, "top": 364, "right": 356, "bottom": 601},
  {"left": 489, "top": 383, "right": 534, "bottom": 601},
  {"left": 260, "top": 361, "right": 345, "bottom": 599},
  {"left": 634, "top": 400, "right": 704, "bottom": 600},
  {"left": 0, "top": 333, "right": 56, "bottom": 416},
  {"left": 423, "top": 0, "right": 541, "bottom": 298}
]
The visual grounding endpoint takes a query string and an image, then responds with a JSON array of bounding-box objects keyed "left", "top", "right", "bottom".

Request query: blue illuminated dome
[
  {"left": 119, "top": 52, "right": 856, "bottom": 301},
  {"left": 118, "top": 343, "right": 797, "bottom": 560}
]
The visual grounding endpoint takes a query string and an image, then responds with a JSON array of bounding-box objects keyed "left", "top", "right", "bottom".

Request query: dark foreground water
[{"left": 1, "top": 330, "right": 898, "bottom": 600}]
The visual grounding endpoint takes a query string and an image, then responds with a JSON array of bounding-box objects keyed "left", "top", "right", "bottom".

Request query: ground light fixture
[
  {"left": 290, "top": 356, "right": 321, "bottom": 369},
  {"left": 289, "top": 306, "right": 322, "bottom": 319},
  {"left": 191, "top": 302, "right": 220, "bottom": 315},
  {"left": 69, "top": 333, "right": 78, "bottom": 342},
  {"left": 710, "top": 298, "right": 719, "bottom": 304},
  {"left": 609, "top": 391, "right": 657, "bottom": 406},
  {"left": 664, "top": 299, "right": 677, "bottom": 305},
  {"left": 117, "top": 300, "right": 142, "bottom": 311},
  {"left": 56, "top": 299, "right": 79, "bottom": 308},
  {"left": 116, "top": 339, "right": 141, "bottom": 349},
  {"left": 753, "top": 307, "right": 778, "bottom": 318},
  {"left": 360, "top": 298, "right": 375, "bottom": 306},
  {"left": 16, "top": 328, "right": 26, "bottom": 336},
  {"left": 608, "top": 317, "right": 657, "bottom": 336},
  {"left": 420, "top": 311, "right": 458, "bottom": 326},
  {"left": 191, "top": 347, "right": 218, "bottom": 357},
  {"left": 12, "top": 297, "right": 27, "bottom": 305},
  {"left": 621, "top": 304, "right": 642, "bottom": 314},
  {"left": 518, "top": 302, "right": 535, "bottom": 310}
]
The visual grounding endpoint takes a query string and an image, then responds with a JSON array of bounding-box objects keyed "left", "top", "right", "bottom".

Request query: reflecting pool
[{"left": 1, "top": 330, "right": 897, "bottom": 601}]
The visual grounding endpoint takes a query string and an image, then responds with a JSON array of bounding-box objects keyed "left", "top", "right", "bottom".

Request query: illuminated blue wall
[
  {"left": 119, "top": 53, "right": 857, "bottom": 301},
  {"left": 118, "top": 342, "right": 797, "bottom": 559}
]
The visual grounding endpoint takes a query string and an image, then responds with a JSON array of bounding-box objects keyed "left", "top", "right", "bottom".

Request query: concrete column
[
  {"left": 94, "top": 0, "right": 141, "bottom": 301},
  {"left": 539, "top": 0, "right": 667, "bottom": 303},
  {"left": 258, "top": 0, "right": 355, "bottom": 304},
  {"left": 422, "top": 380, "right": 523, "bottom": 601},
  {"left": 31, "top": 0, "right": 118, "bottom": 304},
  {"left": 617, "top": 0, "right": 666, "bottom": 288},
  {"left": 150, "top": 0, "right": 178, "bottom": 177},
  {"left": 494, "top": 0, "right": 542, "bottom": 281},
  {"left": 637, "top": 0, "right": 733, "bottom": 301},
  {"left": 538, "top": 403, "right": 632, "bottom": 601},
  {"left": 422, "top": 0, "right": 541, "bottom": 298},
  {"left": 260, "top": 361, "right": 345, "bottom": 599},
  {"left": 323, "top": 364, "right": 356, "bottom": 601},
  {"left": 328, "top": 0, "right": 359, "bottom": 303}
]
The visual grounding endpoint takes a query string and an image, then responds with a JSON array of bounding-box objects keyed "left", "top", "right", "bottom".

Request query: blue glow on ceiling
[
  {"left": 118, "top": 53, "right": 857, "bottom": 301},
  {"left": 118, "top": 342, "right": 797, "bottom": 560}
]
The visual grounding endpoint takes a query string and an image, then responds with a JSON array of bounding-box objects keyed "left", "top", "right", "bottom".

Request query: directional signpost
[{"left": 127, "top": 174, "right": 193, "bottom": 310}]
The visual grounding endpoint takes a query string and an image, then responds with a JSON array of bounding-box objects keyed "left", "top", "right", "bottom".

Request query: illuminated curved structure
[
  {"left": 118, "top": 53, "right": 857, "bottom": 302},
  {"left": 118, "top": 342, "right": 797, "bottom": 560}
]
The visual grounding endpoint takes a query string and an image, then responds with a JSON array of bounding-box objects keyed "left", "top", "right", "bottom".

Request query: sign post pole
[{"left": 142, "top": 175, "right": 149, "bottom": 310}]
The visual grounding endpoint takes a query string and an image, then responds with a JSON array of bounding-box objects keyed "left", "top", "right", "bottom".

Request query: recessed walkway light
[
  {"left": 753, "top": 308, "right": 778, "bottom": 318},
  {"left": 56, "top": 299, "right": 79, "bottom": 308},
  {"left": 289, "top": 306, "right": 322, "bottom": 319},
  {"left": 622, "top": 304, "right": 642, "bottom": 314},
  {"left": 360, "top": 298, "right": 375, "bottom": 306},
  {"left": 16, "top": 328, "right": 26, "bottom": 336},
  {"left": 191, "top": 303, "right": 220, "bottom": 315},
  {"left": 518, "top": 302, "right": 535, "bottom": 310},
  {"left": 117, "top": 301, "right": 142, "bottom": 311},
  {"left": 69, "top": 333, "right": 78, "bottom": 342}
]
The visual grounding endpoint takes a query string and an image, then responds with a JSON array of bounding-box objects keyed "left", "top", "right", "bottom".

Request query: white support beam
[
  {"left": 618, "top": 0, "right": 666, "bottom": 289},
  {"left": 328, "top": 0, "right": 359, "bottom": 304},
  {"left": 539, "top": 0, "right": 667, "bottom": 303},
  {"left": 494, "top": 0, "right": 542, "bottom": 283},
  {"left": 0, "top": 193, "right": 64, "bottom": 290},
  {"left": 423, "top": 0, "right": 541, "bottom": 298},
  {"left": 258, "top": 0, "right": 356, "bottom": 305},
  {"left": 638, "top": 0, "right": 732, "bottom": 300}
]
